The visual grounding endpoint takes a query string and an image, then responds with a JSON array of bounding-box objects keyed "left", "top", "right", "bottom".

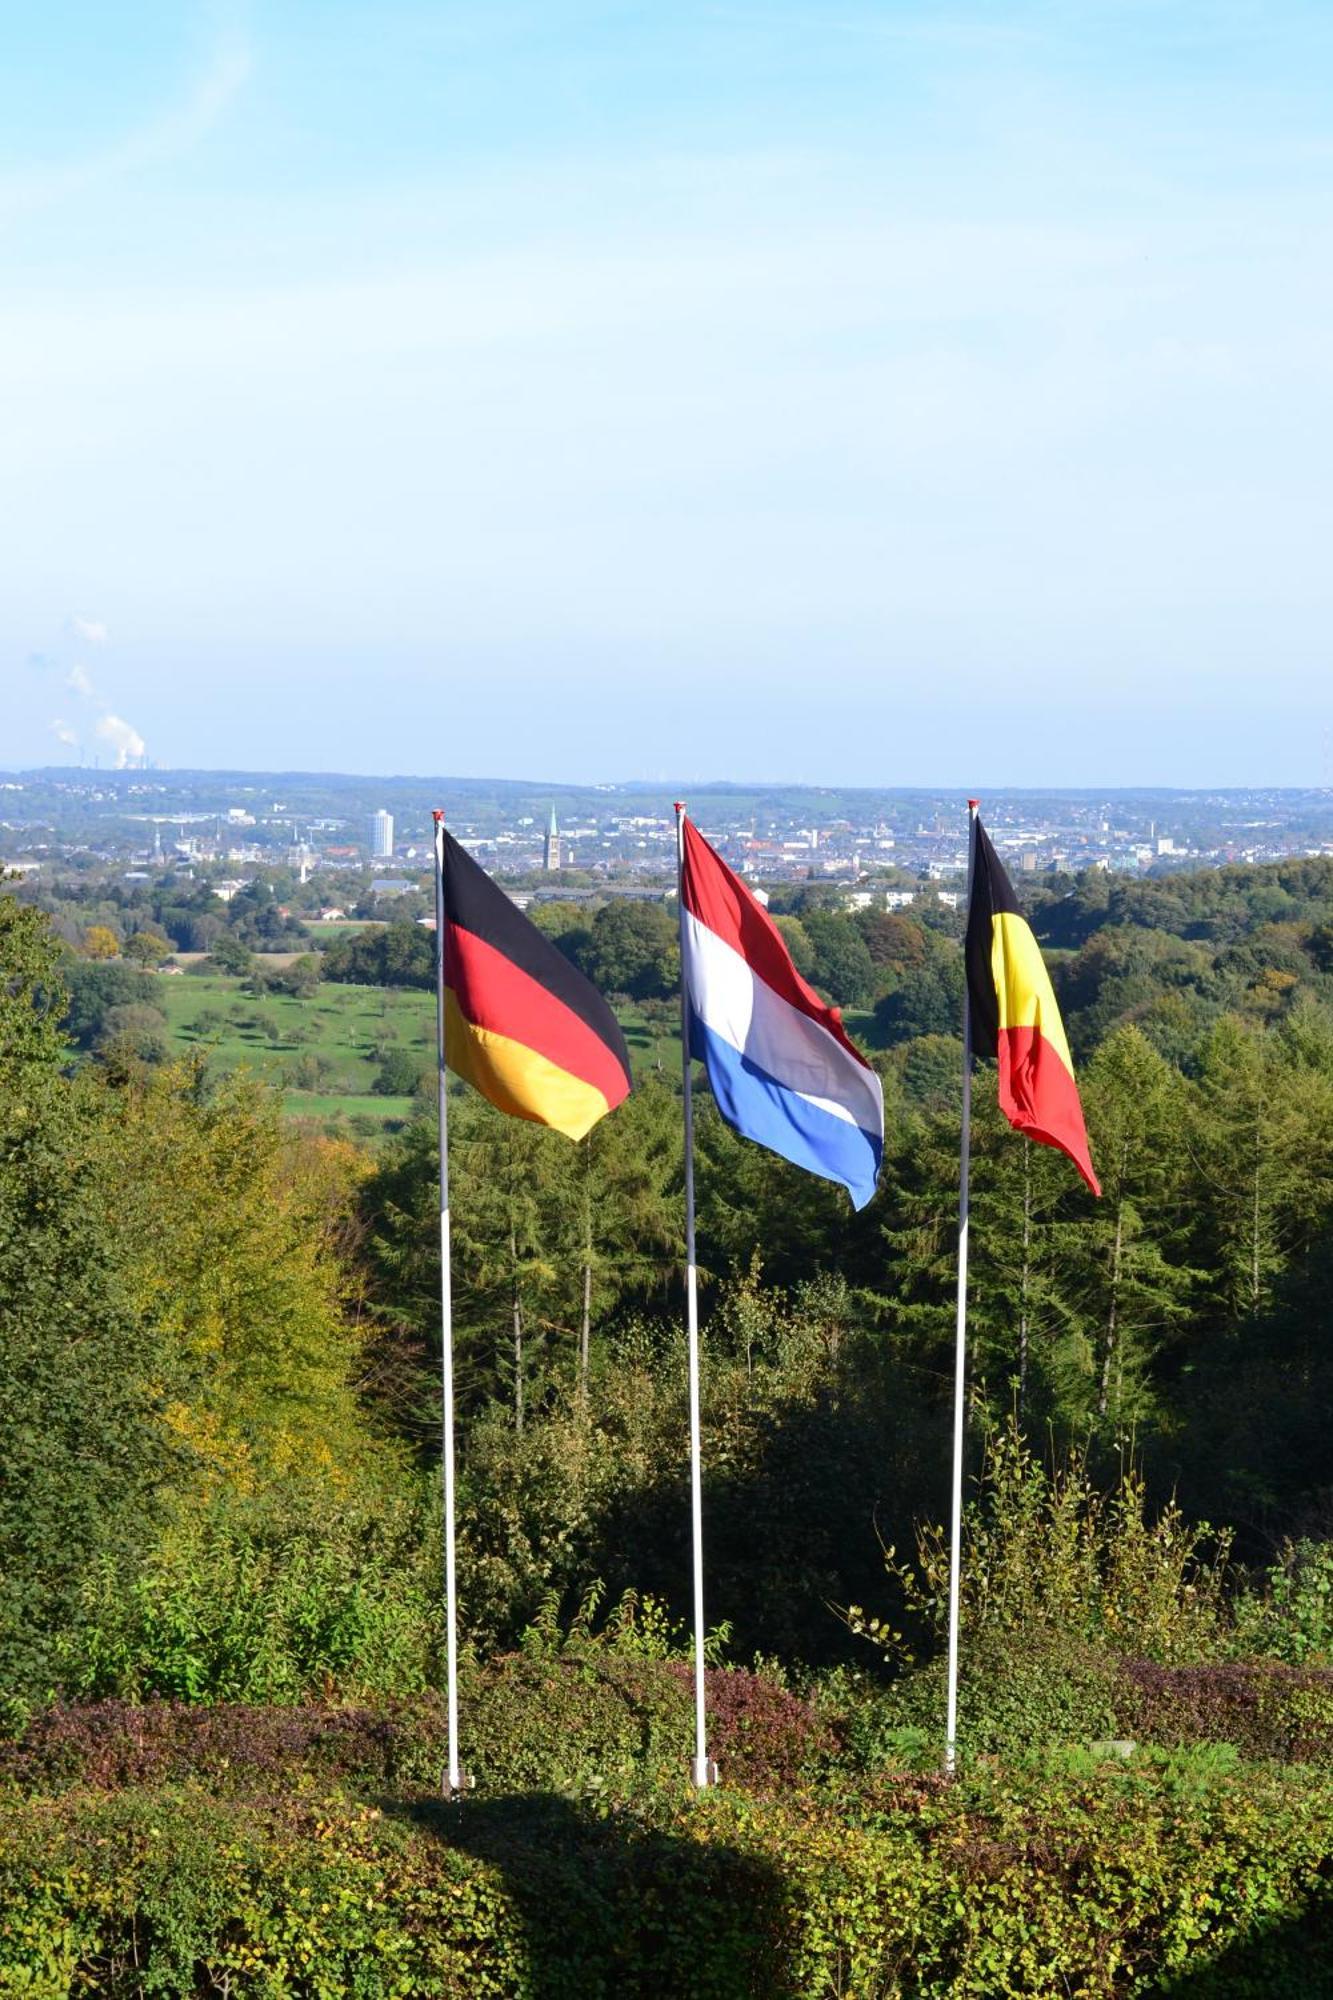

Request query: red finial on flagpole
[
  {"left": 432, "top": 809, "right": 444, "bottom": 825},
  {"left": 967, "top": 798, "right": 980, "bottom": 811},
  {"left": 673, "top": 801, "right": 686, "bottom": 814}
]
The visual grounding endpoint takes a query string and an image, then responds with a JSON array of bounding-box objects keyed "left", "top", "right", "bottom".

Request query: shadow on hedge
[
  {"left": 393, "top": 1789, "right": 795, "bottom": 1999},
  {"left": 1158, "top": 1894, "right": 1333, "bottom": 1998}
]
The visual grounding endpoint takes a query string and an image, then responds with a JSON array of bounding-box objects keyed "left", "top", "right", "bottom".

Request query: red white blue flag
[{"left": 679, "top": 818, "right": 884, "bottom": 1209}]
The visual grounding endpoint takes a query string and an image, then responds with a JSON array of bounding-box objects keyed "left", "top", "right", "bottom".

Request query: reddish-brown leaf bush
[{"left": 1117, "top": 1660, "right": 1333, "bottom": 1763}]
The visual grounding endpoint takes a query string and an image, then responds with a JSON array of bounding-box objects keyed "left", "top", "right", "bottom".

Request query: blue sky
[{"left": 5, "top": 1, "right": 1333, "bottom": 784}]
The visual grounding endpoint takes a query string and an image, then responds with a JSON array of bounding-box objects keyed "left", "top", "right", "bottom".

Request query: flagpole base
[
  {"left": 442, "top": 1770, "right": 475, "bottom": 1800},
  {"left": 690, "top": 1756, "right": 719, "bottom": 1789}
]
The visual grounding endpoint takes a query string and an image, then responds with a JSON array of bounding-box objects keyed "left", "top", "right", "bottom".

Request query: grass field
[
  {"left": 617, "top": 1004, "right": 678, "bottom": 1076},
  {"left": 158, "top": 970, "right": 435, "bottom": 1136},
  {"left": 158, "top": 971, "right": 688, "bottom": 1138}
]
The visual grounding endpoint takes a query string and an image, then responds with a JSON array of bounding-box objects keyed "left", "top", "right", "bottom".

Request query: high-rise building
[
  {"left": 543, "top": 805, "right": 562, "bottom": 872},
  {"left": 368, "top": 809, "right": 394, "bottom": 860}
]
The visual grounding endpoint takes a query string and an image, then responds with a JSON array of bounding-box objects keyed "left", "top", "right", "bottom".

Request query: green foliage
[
  {"left": 0, "top": 906, "right": 172, "bottom": 1716},
  {"left": 60, "top": 1490, "right": 442, "bottom": 1705},
  {"left": 871, "top": 944, "right": 965, "bottom": 1044},
  {"left": 1233, "top": 1541, "right": 1333, "bottom": 1666},
  {"left": 16, "top": 848, "right": 1333, "bottom": 1997},
  {"left": 62, "top": 959, "right": 158, "bottom": 1050},
  {"left": 0, "top": 887, "right": 68, "bottom": 1080},
  {"left": 206, "top": 931, "right": 253, "bottom": 974},
  {"left": 96, "top": 999, "right": 171, "bottom": 1068},
  {"left": 374, "top": 1045, "right": 431, "bottom": 1096},
  {"left": 771, "top": 912, "right": 816, "bottom": 976},
  {"left": 96, "top": 1065, "right": 380, "bottom": 1491},
  {"left": 846, "top": 1422, "right": 1231, "bottom": 1670},
  {"left": 0, "top": 1098, "right": 169, "bottom": 1718},
  {"left": 462, "top": 1645, "right": 692, "bottom": 1796},
  {"left": 365, "top": 1082, "right": 682, "bottom": 1439},
  {"left": 122, "top": 926, "right": 172, "bottom": 966},
  {"left": 567, "top": 899, "right": 679, "bottom": 1001},
  {"left": 1189, "top": 1014, "right": 1333, "bottom": 1330},
  {"left": 851, "top": 1628, "right": 1122, "bottom": 1763},
  {"left": 321, "top": 921, "right": 434, "bottom": 988},
  {"left": 800, "top": 908, "right": 876, "bottom": 1007},
  {"left": 1, "top": 1755, "right": 1332, "bottom": 1995}
]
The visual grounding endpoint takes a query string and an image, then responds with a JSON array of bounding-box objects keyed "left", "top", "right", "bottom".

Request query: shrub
[
  {"left": 0, "top": 1698, "right": 446, "bottom": 1795},
  {"left": 462, "top": 1648, "right": 691, "bottom": 1796},
  {"left": 62, "top": 961, "right": 158, "bottom": 1048},
  {"left": 844, "top": 1628, "right": 1121, "bottom": 1768},
  {"left": 679, "top": 1665, "right": 838, "bottom": 1791},
  {"left": 846, "top": 1420, "right": 1231, "bottom": 1669},
  {"left": 3, "top": 1656, "right": 832, "bottom": 1806},
  {"left": 1233, "top": 1539, "right": 1333, "bottom": 1665},
  {"left": 1118, "top": 1659, "right": 1333, "bottom": 1765},
  {"left": 0, "top": 1757, "right": 1331, "bottom": 1995},
  {"left": 374, "top": 1046, "right": 431, "bottom": 1096},
  {"left": 58, "top": 1500, "right": 443, "bottom": 1706}
]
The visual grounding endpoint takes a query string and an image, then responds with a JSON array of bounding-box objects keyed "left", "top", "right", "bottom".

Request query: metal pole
[
  {"left": 944, "top": 799, "right": 980, "bottom": 1776},
  {"left": 433, "top": 811, "right": 462, "bottom": 1794},
  {"left": 675, "top": 803, "right": 713, "bottom": 1790}
]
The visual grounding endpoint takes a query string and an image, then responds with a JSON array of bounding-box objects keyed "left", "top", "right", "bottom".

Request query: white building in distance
[{"left": 368, "top": 809, "right": 394, "bottom": 860}]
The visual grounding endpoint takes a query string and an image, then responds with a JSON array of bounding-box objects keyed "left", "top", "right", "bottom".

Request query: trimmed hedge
[
  {"left": 0, "top": 1755, "right": 1331, "bottom": 1994},
  {"left": 838, "top": 1644, "right": 1333, "bottom": 1774},
  {"left": 678, "top": 1664, "right": 838, "bottom": 1791},
  {"left": 1118, "top": 1660, "right": 1333, "bottom": 1765},
  {"left": 0, "top": 1660, "right": 830, "bottom": 1805},
  {"left": 841, "top": 1629, "right": 1122, "bottom": 1765},
  {"left": 0, "top": 1697, "right": 441, "bottom": 1797}
]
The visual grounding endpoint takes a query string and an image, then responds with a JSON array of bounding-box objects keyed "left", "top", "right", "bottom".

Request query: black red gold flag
[
  {"left": 440, "top": 830, "right": 632, "bottom": 1140},
  {"left": 964, "top": 816, "right": 1100, "bottom": 1196}
]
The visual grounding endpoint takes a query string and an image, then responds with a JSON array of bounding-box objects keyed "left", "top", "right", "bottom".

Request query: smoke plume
[{"left": 96, "top": 713, "right": 146, "bottom": 769}]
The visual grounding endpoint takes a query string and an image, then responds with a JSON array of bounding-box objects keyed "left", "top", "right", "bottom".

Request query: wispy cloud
[
  {"left": 0, "top": 35, "right": 251, "bottom": 219},
  {"left": 49, "top": 718, "right": 79, "bottom": 750},
  {"left": 68, "top": 616, "right": 109, "bottom": 644},
  {"left": 66, "top": 662, "right": 97, "bottom": 698}
]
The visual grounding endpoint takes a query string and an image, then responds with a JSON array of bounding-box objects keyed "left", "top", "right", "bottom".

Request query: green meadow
[
  {"left": 157, "top": 968, "right": 691, "bottom": 1135},
  {"left": 159, "top": 970, "right": 435, "bottom": 1135}
]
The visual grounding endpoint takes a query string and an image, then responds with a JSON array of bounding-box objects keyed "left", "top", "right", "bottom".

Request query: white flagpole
[
  {"left": 432, "top": 811, "right": 463, "bottom": 1795},
  {"left": 674, "top": 803, "right": 714, "bottom": 1790},
  {"left": 944, "top": 798, "right": 980, "bottom": 1776}
]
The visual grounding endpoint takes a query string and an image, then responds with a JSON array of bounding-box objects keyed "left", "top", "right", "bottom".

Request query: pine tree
[
  {"left": 573, "top": 1079, "right": 681, "bottom": 1400},
  {"left": 1188, "top": 1013, "right": 1333, "bottom": 1329},
  {"left": 1063, "top": 1028, "right": 1201, "bottom": 1438}
]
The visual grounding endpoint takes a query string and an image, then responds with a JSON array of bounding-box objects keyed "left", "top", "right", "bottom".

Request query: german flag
[
  {"left": 964, "top": 815, "right": 1100, "bottom": 1196},
  {"left": 440, "top": 829, "right": 632, "bottom": 1140}
]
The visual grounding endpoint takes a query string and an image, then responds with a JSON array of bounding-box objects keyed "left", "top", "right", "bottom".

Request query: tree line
[{"left": 4, "top": 851, "right": 1333, "bottom": 1706}]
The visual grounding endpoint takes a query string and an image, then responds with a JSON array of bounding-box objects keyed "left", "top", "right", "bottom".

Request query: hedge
[
  {"left": 1117, "top": 1660, "right": 1333, "bottom": 1765},
  {"left": 0, "top": 1658, "right": 834, "bottom": 1806},
  {"left": 1, "top": 1756, "right": 1331, "bottom": 1996}
]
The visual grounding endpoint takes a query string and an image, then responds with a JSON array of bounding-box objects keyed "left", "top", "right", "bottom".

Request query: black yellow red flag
[
  {"left": 440, "top": 829, "right": 632, "bottom": 1140},
  {"left": 964, "top": 816, "right": 1100, "bottom": 1195}
]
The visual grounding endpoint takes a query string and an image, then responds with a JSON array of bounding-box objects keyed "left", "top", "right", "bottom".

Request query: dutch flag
[{"left": 679, "top": 816, "right": 884, "bottom": 1210}]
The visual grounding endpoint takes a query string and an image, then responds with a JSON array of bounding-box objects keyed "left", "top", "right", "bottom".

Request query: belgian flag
[
  {"left": 440, "top": 829, "right": 632, "bottom": 1141},
  {"left": 964, "top": 816, "right": 1100, "bottom": 1196}
]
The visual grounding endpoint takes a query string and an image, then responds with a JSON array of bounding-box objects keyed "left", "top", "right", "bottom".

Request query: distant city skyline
[
  {"left": 6, "top": 3, "right": 1333, "bottom": 785},
  {"left": 8, "top": 768, "right": 1333, "bottom": 900}
]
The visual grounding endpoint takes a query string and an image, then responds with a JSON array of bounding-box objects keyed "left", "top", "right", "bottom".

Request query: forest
[{"left": 3, "top": 853, "right": 1333, "bottom": 1994}]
